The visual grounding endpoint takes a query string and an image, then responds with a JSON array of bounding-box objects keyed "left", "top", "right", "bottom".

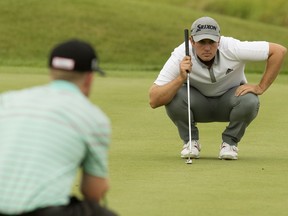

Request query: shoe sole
[
  {"left": 218, "top": 155, "right": 238, "bottom": 160},
  {"left": 181, "top": 154, "right": 200, "bottom": 159}
]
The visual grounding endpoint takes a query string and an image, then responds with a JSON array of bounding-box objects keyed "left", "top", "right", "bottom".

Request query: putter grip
[{"left": 184, "top": 29, "right": 189, "bottom": 56}]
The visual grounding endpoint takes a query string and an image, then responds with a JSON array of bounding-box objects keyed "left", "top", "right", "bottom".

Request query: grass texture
[{"left": 0, "top": 68, "right": 287, "bottom": 216}]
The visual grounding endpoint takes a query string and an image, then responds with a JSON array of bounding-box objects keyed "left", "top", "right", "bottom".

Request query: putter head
[{"left": 186, "top": 159, "right": 192, "bottom": 164}]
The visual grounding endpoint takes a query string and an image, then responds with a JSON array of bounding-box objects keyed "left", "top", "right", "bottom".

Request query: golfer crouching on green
[{"left": 149, "top": 17, "right": 287, "bottom": 160}]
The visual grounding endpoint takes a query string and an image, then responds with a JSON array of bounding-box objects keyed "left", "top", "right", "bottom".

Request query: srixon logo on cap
[{"left": 196, "top": 24, "right": 217, "bottom": 32}]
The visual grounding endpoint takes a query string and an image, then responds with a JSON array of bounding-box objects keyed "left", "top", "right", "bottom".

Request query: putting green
[{"left": 1, "top": 69, "right": 287, "bottom": 216}]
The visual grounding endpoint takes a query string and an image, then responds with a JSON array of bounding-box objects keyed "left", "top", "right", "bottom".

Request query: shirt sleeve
[
  {"left": 220, "top": 36, "right": 269, "bottom": 61},
  {"left": 82, "top": 111, "right": 111, "bottom": 178},
  {"left": 154, "top": 43, "right": 186, "bottom": 86}
]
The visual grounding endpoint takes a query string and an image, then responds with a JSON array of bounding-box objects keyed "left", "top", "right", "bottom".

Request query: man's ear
[
  {"left": 190, "top": 36, "right": 195, "bottom": 46},
  {"left": 82, "top": 72, "right": 94, "bottom": 97},
  {"left": 85, "top": 72, "right": 94, "bottom": 86}
]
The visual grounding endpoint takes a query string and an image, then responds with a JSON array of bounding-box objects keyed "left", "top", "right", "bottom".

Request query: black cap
[{"left": 49, "top": 39, "right": 105, "bottom": 76}]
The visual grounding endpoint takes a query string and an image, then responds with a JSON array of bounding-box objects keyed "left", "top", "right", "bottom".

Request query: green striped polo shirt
[{"left": 0, "top": 80, "right": 111, "bottom": 214}]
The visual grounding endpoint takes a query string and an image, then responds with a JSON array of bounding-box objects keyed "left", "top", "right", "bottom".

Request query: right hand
[{"left": 180, "top": 56, "right": 192, "bottom": 80}]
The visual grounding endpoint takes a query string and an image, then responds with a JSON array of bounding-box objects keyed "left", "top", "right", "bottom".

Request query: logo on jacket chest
[{"left": 225, "top": 68, "right": 234, "bottom": 74}]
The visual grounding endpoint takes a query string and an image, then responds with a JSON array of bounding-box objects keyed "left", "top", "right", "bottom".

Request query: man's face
[{"left": 191, "top": 38, "right": 219, "bottom": 62}]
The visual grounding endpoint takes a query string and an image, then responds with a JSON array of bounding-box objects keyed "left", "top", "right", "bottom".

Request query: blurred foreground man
[
  {"left": 149, "top": 17, "right": 287, "bottom": 160},
  {"left": 0, "top": 39, "right": 117, "bottom": 216}
]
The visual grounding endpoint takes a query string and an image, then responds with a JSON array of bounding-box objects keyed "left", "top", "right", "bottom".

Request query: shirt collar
[
  {"left": 192, "top": 48, "right": 219, "bottom": 67},
  {"left": 49, "top": 80, "right": 81, "bottom": 94}
]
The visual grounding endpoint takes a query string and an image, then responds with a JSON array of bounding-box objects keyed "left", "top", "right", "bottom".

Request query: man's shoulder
[
  {"left": 77, "top": 99, "right": 110, "bottom": 131},
  {"left": 0, "top": 85, "right": 47, "bottom": 103},
  {"left": 218, "top": 36, "right": 243, "bottom": 56},
  {"left": 172, "top": 42, "right": 186, "bottom": 56},
  {"left": 88, "top": 102, "right": 109, "bottom": 121},
  {"left": 219, "top": 36, "right": 240, "bottom": 47}
]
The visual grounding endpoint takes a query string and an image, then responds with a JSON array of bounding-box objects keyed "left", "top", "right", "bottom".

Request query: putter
[{"left": 184, "top": 29, "right": 192, "bottom": 165}]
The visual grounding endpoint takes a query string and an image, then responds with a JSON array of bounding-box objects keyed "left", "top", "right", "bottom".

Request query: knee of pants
[
  {"left": 237, "top": 93, "right": 260, "bottom": 119},
  {"left": 241, "top": 93, "right": 259, "bottom": 109},
  {"left": 165, "top": 93, "right": 188, "bottom": 120}
]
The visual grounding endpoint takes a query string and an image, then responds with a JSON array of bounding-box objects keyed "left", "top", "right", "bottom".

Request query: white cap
[{"left": 191, "top": 17, "right": 220, "bottom": 42}]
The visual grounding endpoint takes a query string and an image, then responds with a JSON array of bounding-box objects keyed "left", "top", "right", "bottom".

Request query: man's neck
[{"left": 198, "top": 57, "right": 215, "bottom": 68}]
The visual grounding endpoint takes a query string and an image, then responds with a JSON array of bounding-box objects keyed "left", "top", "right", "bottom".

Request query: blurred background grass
[{"left": 0, "top": 0, "right": 287, "bottom": 73}]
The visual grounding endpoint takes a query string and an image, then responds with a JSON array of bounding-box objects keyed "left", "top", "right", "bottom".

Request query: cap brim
[
  {"left": 94, "top": 66, "right": 106, "bottom": 76},
  {"left": 193, "top": 34, "right": 220, "bottom": 42}
]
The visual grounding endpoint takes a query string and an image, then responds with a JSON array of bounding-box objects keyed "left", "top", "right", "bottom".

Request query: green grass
[
  {"left": 1, "top": 68, "right": 288, "bottom": 216},
  {"left": 197, "top": 0, "right": 288, "bottom": 27},
  {"left": 142, "top": 0, "right": 288, "bottom": 27},
  {"left": 157, "top": 0, "right": 288, "bottom": 27},
  {"left": 0, "top": 0, "right": 287, "bottom": 72},
  {"left": 101, "top": 73, "right": 288, "bottom": 216}
]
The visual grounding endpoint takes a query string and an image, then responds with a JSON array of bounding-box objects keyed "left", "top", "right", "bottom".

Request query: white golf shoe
[
  {"left": 181, "top": 140, "right": 201, "bottom": 159},
  {"left": 219, "top": 142, "right": 238, "bottom": 160}
]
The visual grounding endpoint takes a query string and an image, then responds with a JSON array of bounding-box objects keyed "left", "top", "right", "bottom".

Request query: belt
[{"left": 0, "top": 206, "right": 66, "bottom": 216}]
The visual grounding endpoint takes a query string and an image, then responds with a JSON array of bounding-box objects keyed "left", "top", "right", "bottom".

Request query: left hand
[{"left": 235, "top": 84, "right": 264, "bottom": 96}]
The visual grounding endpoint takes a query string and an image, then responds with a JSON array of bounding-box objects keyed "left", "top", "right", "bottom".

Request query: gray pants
[{"left": 165, "top": 85, "right": 259, "bottom": 146}]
